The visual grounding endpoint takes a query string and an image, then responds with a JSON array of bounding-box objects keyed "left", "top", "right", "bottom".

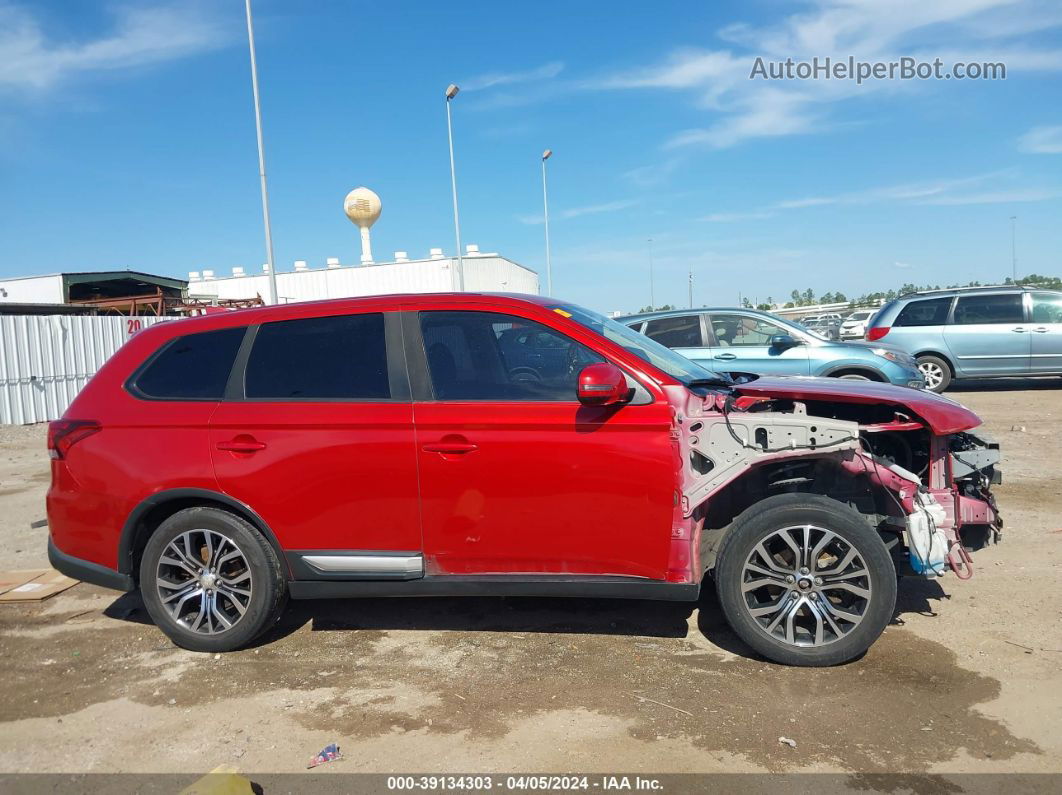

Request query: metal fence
[{"left": 0, "top": 315, "right": 173, "bottom": 425}]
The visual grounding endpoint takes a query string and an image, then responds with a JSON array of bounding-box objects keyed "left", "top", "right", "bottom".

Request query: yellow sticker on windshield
[{"left": 552, "top": 308, "right": 572, "bottom": 318}]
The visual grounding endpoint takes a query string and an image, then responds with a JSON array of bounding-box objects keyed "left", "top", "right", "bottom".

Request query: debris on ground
[
  {"left": 307, "top": 743, "right": 342, "bottom": 768},
  {"left": 778, "top": 737, "right": 797, "bottom": 748},
  {"left": 0, "top": 569, "right": 79, "bottom": 603}
]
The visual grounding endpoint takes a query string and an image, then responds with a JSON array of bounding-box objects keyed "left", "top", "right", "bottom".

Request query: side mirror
[
  {"left": 770, "top": 334, "right": 799, "bottom": 349},
  {"left": 577, "top": 362, "right": 630, "bottom": 407}
]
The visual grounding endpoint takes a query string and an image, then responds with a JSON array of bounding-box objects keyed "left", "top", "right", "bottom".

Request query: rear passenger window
[
  {"left": 894, "top": 297, "right": 951, "bottom": 327},
  {"left": 245, "top": 314, "right": 389, "bottom": 399},
  {"left": 952, "top": 294, "right": 1023, "bottom": 325},
  {"left": 643, "top": 316, "right": 703, "bottom": 347},
  {"left": 133, "top": 327, "right": 244, "bottom": 400}
]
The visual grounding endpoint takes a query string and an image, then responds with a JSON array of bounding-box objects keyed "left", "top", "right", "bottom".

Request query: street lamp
[
  {"left": 541, "top": 149, "right": 553, "bottom": 296},
  {"left": 648, "top": 237, "right": 655, "bottom": 309},
  {"left": 1010, "top": 216, "right": 1018, "bottom": 282},
  {"left": 243, "top": 0, "right": 279, "bottom": 305},
  {"left": 445, "top": 83, "right": 464, "bottom": 291}
]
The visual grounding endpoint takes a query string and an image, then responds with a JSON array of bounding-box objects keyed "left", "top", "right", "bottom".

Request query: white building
[{"left": 189, "top": 245, "right": 538, "bottom": 304}]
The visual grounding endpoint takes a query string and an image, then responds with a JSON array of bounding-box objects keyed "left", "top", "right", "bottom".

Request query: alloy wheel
[
  {"left": 918, "top": 361, "right": 944, "bottom": 390},
  {"left": 155, "top": 529, "right": 253, "bottom": 635},
  {"left": 740, "top": 524, "right": 872, "bottom": 647}
]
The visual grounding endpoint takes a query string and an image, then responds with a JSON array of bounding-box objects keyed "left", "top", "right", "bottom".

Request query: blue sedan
[{"left": 618, "top": 308, "right": 925, "bottom": 388}]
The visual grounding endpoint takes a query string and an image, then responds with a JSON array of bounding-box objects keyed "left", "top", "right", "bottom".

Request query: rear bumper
[{"left": 48, "top": 536, "right": 134, "bottom": 592}]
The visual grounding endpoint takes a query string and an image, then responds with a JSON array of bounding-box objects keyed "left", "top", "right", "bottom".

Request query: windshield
[{"left": 551, "top": 304, "right": 729, "bottom": 386}]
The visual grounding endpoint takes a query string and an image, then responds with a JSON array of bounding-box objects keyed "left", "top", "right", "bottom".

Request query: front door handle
[
  {"left": 1011, "top": 327, "right": 1028, "bottom": 333},
  {"left": 714, "top": 353, "right": 738, "bottom": 360},
  {"left": 216, "top": 436, "right": 267, "bottom": 453},
  {"left": 422, "top": 441, "right": 478, "bottom": 454}
]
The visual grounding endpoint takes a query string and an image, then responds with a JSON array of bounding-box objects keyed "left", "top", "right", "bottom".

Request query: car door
[
  {"left": 209, "top": 311, "right": 423, "bottom": 575},
  {"left": 1030, "top": 291, "right": 1062, "bottom": 373},
  {"left": 705, "top": 312, "right": 811, "bottom": 376},
  {"left": 410, "top": 309, "right": 675, "bottom": 579},
  {"left": 639, "top": 314, "right": 711, "bottom": 369},
  {"left": 943, "top": 293, "right": 1029, "bottom": 376}
]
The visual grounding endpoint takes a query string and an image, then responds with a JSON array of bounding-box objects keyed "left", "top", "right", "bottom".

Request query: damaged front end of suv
[{"left": 662, "top": 377, "right": 1001, "bottom": 665}]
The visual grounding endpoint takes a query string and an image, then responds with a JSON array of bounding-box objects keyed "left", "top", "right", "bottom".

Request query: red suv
[{"left": 47, "top": 294, "right": 1002, "bottom": 666}]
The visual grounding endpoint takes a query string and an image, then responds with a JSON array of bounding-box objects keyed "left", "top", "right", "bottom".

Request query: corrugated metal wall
[{"left": 0, "top": 315, "right": 171, "bottom": 425}]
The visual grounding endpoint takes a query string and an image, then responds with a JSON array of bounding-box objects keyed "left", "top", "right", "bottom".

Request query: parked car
[
  {"left": 803, "top": 316, "right": 842, "bottom": 340},
  {"left": 47, "top": 293, "right": 1001, "bottom": 666},
  {"left": 840, "top": 310, "right": 876, "bottom": 340},
  {"left": 618, "top": 308, "right": 924, "bottom": 387},
  {"left": 866, "top": 286, "right": 1062, "bottom": 392}
]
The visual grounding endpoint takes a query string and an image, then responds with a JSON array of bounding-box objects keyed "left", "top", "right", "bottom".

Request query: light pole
[
  {"left": 1010, "top": 215, "right": 1018, "bottom": 282},
  {"left": 445, "top": 84, "right": 464, "bottom": 291},
  {"left": 243, "top": 0, "right": 279, "bottom": 305},
  {"left": 541, "top": 149, "right": 553, "bottom": 296},
  {"left": 648, "top": 237, "right": 655, "bottom": 309}
]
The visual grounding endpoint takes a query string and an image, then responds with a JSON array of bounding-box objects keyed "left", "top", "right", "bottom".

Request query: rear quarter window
[
  {"left": 131, "top": 327, "right": 245, "bottom": 400},
  {"left": 894, "top": 297, "right": 952, "bottom": 327}
]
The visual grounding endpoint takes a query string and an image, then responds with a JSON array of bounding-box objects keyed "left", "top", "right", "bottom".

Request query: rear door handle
[
  {"left": 422, "top": 441, "right": 478, "bottom": 454},
  {"left": 714, "top": 353, "right": 737, "bottom": 360},
  {"left": 1033, "top": 327, "right": 1048, "bottom": 333},
  {"left": 216, "top": 437, "right": 267, "bottom": 453}
]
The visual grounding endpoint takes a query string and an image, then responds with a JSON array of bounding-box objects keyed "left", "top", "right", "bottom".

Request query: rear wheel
[
  {"left": 714, "top": 494, "right": 896, "bottom": 666},
  {"left": 916, "top": 354, "right": 951, "bottom": 392},
  {"left": 139, "top": 507, "right": 286, "bottom": 653}
]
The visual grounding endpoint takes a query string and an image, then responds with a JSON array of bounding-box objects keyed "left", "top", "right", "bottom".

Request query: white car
[{"left": 840, "top": 309, "right": 875, "bottom": 340}]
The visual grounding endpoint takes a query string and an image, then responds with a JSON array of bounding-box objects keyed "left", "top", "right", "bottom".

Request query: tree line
[
  {"left": 635, "top": 273, "right": 1060, "bottom": 315},
  {"left": 749, "top": 273, "right": 1062, "bottom": 311}
]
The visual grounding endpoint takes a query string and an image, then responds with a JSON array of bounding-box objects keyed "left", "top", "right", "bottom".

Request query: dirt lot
[{"left": 0, "top": 380, "right": 1060, "bottom": 778}]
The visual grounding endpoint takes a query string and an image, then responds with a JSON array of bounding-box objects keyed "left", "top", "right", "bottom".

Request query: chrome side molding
[{"left": 300, "top": 553, "right": 423, "bottom": 580}]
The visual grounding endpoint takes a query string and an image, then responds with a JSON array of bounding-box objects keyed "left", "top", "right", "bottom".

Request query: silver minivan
[{"left": 865, "top": 286, "right": 1062, "bottom": 391}]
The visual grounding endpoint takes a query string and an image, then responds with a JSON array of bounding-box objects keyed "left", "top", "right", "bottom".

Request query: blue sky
[{"left": 1, "top": 0, "right": 1061, "bottom": 313}]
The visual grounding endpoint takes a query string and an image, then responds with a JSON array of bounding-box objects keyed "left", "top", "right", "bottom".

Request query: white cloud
[
  {"left": 894, "top": 261, "right": 913, "bottom": 269},
  {"left": 518, "top": 198, "right": 638, "bottom": 225},
  {"left": 622, "top": 158, "right": 682, "bottom": 188},
  {"left": 702, "top": 211, "right": 774, "bottom": 222},
  {"left": 0, "top": 2, "right": 227, "bottom": 93},
  {"left": 590, "top": 0, "right": 1062, "bottom": 149},
  {"left": 1017, "top": 124, "right": 1062, "bottom": 154},
  {"left": 917, "top": 187, "right": 1062, "bottom": 205},
  {"left": 774, "top": 197, "right": 838, "bottom": 209},
  {"left": 461, "top": 61, "right": 564, "bottom": 92},
  {"left": 715, "top": 170, "right": 1059, "bottom": 218}
]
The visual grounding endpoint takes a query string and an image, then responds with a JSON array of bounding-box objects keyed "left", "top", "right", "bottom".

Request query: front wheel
[
  {"left": 714, "top": 494, "right": 896, "bottom": 666},
  {"left": 916, "top": 354, "right": 951, "bottom": 393},
  {"left": 139, "top": 507, "right": 286, "bottom": 653}
]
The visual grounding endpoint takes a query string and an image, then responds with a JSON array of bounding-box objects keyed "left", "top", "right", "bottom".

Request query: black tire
[
  {"left": 139, "top": 507, "right": 286, "bottom": 653},
  {"left": 714, "top": 493, "right": 896, "bottom": 667},
  {"left": 916, "top": 354, "right": 951, "bottom": 393}
]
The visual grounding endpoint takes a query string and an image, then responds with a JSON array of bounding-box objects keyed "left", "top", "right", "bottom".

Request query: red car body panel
[
  {"left": 413, "top": 400, "right": 675, "bottom": 578},
  {"left": 209, "top": 401, "right": 422, "bottom": 554},
  {"left": 733, "top": 376, "right": 982, "bottom": 434}
]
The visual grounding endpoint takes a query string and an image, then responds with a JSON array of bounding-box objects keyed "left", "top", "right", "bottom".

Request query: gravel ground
[{"left": 0, "top": 379, "right": 1059, "bottom": 778}]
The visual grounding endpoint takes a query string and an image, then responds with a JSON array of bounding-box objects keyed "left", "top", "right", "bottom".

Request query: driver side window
[{"left": 420, "top": 311, "right": 604, "bottom": 401}]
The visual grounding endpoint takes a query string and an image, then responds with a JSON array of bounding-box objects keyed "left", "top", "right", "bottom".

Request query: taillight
[
  {"left": 47, "top": 419, "right": 100, "bottom": 460},
  {"left": 867, "top": 326, "right": 890, "bottom": 341}
]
